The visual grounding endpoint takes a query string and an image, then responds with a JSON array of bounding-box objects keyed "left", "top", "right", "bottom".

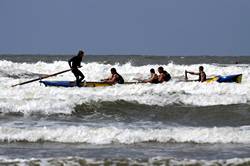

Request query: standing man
[
  {"left": 68, "top": 50, "right": 85, "bottom": 86},
  {"left": 185, "top": 66, "right": 206, "bottom": 82}
]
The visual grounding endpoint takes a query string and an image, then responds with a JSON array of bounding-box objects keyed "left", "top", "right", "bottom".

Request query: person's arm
[
  {"left": 69, "top": 56, "right": 78, "bottom": 69},
  {"left": 143, "top": 78, "right": 151, "bottom": 83},
  {"left": 105, "top": 74, "right": 119, "bottom": 84},
  {"left": 78, "top": 56, "right": 84, "bottom": 68},
  {"left": 68, "top": 58, "right": 73, "bottom": 69},
  {"left": 143, "top": 75, "right": 153, "bottom": 83},
  {"left": 186, "top": 71, "right": 199, "bottom": 75},
  {"left": 158, "top": 74, "right": 164, "bottom": 83},
  {"left": 145, "top": 74, "right": 158, "bottom": 83},
  {"left": 101, "top": 78, "right": 109, "bottom": 82},
  {"left": 104, "top": 74, "right": 118, "bottom": 84},
  {"left": 101, "top": 75, "right": 112, "bottom": 82}
]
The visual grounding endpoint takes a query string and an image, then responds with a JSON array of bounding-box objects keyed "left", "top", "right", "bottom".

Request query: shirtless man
[
  {"left": 185, "top": 66, "right": 206, "bottom": 82},
  {"left": 158, "top": 66, "right": 171, "bottom": 83},
  {"left": 143, "top": 68, "right": 159, "bottom": 83},
  {"left": 102, "top": 68, "right": 124, "bottom": 84}
]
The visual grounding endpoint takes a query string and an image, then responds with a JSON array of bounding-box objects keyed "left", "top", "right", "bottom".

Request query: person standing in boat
[
  {"left": 68, "top": 50, "right": 85, "bottom": 86},
  {"left": 185, "top": 66, "right": 206, "bottom": 82},
  {"left": 158, "top": 66, "right": 171, "bottom": 83},
  {"left": 143, "top": 68, "right": 159, "bottom": 83},
  {"left": 102, "top": 68, "right": 124, "bottom": 84}
]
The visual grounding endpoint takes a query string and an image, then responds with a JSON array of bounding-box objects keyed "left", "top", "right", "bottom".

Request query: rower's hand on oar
[{"left": 100, "top": 79, "right": 106, "bottom": 82}]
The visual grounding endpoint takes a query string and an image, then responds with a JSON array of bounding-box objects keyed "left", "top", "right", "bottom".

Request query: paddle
[{"left": 11, "top": 69, "right": 72, "bottom": 87}]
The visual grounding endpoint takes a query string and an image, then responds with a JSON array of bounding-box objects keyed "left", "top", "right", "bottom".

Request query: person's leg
[
  {"left": 76, "top": 75, "right": 80, "bottom": 86},
  {"left": 78, "top": 70, "right": 85, "bottom": 83},
  {"left": 74, "top": 69, "right": 84, "bottom": 86},
  {"left": 72, "top": 69, "right": 80, "bottom": 86}
]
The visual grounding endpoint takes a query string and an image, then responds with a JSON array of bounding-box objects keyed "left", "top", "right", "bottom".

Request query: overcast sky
[{"left": 0, "top": 0, "right": 250, "bottom": 55}]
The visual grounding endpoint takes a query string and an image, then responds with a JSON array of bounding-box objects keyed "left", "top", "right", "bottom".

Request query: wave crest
[{"left": 1, "top": 125, "right": 250, "bottom": 144}]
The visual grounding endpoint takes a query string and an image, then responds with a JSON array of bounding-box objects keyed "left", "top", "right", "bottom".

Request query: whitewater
[
  {"left": 1, "top": 56, "right": 250, "bottom": 165},
  {"left": 1, "top": 125, "right": 250, "bottom": 144},
  {"left": 1, "top": 60, "right": 250, "bottom": 115}
]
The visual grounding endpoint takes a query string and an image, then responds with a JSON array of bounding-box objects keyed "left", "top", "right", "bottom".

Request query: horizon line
[{"left": 0, "top": 53, "right": 250, "bottom": 57}]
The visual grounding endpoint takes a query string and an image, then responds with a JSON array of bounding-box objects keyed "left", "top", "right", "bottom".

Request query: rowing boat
[
  {"left": 40, "top": 81, "right": 136, "bottom": 87},
  {"left": 40, "top": 81, "right": 113, "bottom": 87},
  {"left": 40, "top": 74, "right": 242, "bottom": 87}
]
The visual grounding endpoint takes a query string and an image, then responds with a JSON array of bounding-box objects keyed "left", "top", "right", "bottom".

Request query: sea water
[{"left": 0, "top": 55, "right": 250, "bottom": 165}]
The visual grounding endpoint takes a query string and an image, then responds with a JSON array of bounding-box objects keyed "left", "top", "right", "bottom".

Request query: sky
[{"left": 0, "top": 0, "right": 250, "bottom": 55}]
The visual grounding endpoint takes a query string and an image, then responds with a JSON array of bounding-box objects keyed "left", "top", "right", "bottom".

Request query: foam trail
[{"left": 1, "top": 125, "right": 250, "bottom": 144}]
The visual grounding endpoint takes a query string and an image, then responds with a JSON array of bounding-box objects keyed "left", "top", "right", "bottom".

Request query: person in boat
[
  {"left": 185, "top": 66, "right": 206, "bottom": 82},
  {"left": 101, "top": 68, "right": 124, "bottom": 84},
  {"left": 143, "top": 68, "right": 159, "bottom": 83},
  {"left": 158, "top": 66, "right": 171, "bottom": 83},
  {"left": 68, "top": 50, "right": 85, "bottom": 86}
]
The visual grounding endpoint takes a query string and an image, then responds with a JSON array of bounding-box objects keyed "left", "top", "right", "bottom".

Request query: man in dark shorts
[
  {"left": 102, "top": 68, "right": 124, "bottom": 84},
  {"left": 185, "top": 66, "right": 206, "bottom": 82},
  {"left": 68, "top": 50, "right": 85, "bottom": 86},
  {"left": 158, "top": 66, "right": 171, "bottom": 83}
]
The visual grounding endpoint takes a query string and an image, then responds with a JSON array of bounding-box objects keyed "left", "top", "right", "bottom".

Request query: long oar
[{"left": 11, "top": 69, "right": 71, "bottom": 87}]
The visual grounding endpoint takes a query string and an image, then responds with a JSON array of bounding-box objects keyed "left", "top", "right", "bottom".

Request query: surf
[
  {"left": 1, "top": 125, "right": 250, "bottom": 144},
  {"left": 0, "top": 60, "right": 250, "bottom": 115}
]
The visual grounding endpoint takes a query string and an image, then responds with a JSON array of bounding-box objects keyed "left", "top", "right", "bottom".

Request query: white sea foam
[
  {"left": 0, "top": 125, "right": 250, "bottom": 144},
  {"left": 1, "top": 60, "right": 250, "bottom": 114}
]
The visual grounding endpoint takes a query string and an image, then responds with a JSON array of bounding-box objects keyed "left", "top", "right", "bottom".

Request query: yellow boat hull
[
  {"left": 40, "top": 81, "right": 137, "bottom": 87},
  {"left": 80, "top": 82, "right": 113, "bottom": 87}
]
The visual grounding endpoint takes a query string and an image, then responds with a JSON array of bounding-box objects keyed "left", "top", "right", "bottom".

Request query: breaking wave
[
  {"left": 0, "top": 60, "right": 250, "bottom": 115},
  {"left": 1, "top": 125, "right": 250, "bottom": 144}
]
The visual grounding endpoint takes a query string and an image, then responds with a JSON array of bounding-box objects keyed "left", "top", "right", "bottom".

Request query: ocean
[{"left": 0, "top": 54, "right": 250, "bottom": 165}]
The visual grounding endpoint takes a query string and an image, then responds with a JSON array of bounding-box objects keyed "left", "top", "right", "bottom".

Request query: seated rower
[
  {"left": 185, "top": 66, "right": 206, "bottom": 82},
  {"left": 143, "top": 68, "right": 159, "bottom": 83},
  {"left": 158, "top": 66, "right": 171, "bottom": 83},
  {"left": 102, "top": 68, "right": 124, "bottom": 84}
]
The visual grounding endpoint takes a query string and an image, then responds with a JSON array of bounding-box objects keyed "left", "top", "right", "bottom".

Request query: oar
[
  {"left": 11, "top": 69, "right": 71, "bottom": 87},
  {"left": 185, "top": 70, "right": 188, "bottom": 81}
]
